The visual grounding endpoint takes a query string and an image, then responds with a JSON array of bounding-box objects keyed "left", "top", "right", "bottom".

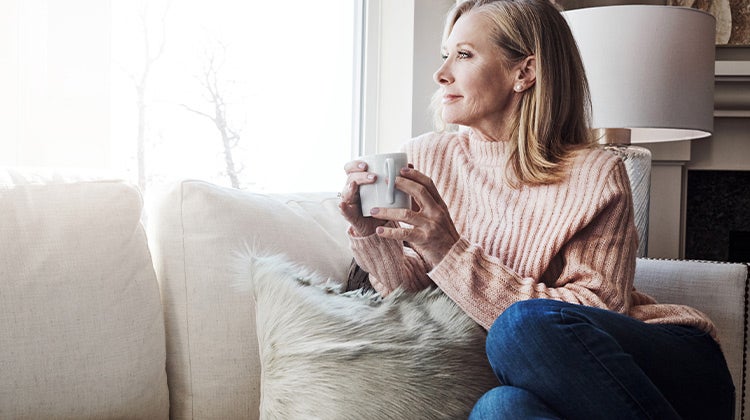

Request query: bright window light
[{"left": 1, "top": 0, "right": 361, "bottom": 193}]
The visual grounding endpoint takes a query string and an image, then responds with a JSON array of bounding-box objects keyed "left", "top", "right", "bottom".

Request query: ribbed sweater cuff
[
  {"left": 429, "top": 237, "right": 515, "bottom": 329},
  {"left": 429, "top": 237, "right": 472, "bottom": 283},
  {"left": 348, "top": 230, "right": 405, "bottom": 294}
]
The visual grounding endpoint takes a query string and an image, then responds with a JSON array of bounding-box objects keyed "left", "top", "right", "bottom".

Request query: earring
[{"left": 514, "top": 84, "right": 523, "bottom": 92}]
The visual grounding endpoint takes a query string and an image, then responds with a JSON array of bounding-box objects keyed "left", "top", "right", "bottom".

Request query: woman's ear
[{"left": 514, "top": 55, "right": 536, "bottom": 92}]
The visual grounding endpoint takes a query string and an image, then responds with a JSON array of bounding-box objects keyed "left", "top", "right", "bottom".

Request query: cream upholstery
[
  {"left": 0, "top": 176, "right": 169, "bottom": 418},
  {"left": 147, "top": 180, "right": 352, "bottom": 419}
]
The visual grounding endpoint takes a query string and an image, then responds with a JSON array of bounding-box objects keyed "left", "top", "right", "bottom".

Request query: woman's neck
[
  {"left": 469, "top": 127, "right": 509, "bottom": 142},
  {"left": 468, "top": 124, "right": 512, "bottom": 143}
]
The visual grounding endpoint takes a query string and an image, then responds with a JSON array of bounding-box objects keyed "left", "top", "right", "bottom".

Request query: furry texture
[{"left": 238, "top": 253, "right": 499, "bottom": 420}]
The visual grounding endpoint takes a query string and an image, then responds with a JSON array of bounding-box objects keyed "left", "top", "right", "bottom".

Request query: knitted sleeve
[{"left": 349, "top": 227, "right": 434, "bottom": 293}]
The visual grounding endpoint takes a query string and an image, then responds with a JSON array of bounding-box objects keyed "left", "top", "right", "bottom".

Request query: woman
[{"left": 339, "top": 0, "right": 734, "bottom": 418}]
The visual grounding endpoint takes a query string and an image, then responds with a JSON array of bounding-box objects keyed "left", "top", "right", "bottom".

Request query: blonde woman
[{"left": 339, "top": 0, "right": 733, "bottom": 418}]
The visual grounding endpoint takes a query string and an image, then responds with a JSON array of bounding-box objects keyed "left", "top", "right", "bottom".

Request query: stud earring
[{"left": 514, "top": 84, "right": 523, "bottom": 92}]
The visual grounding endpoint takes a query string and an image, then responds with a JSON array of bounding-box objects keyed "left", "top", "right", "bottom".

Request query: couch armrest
[{"left": 634, "top": 258, "right": 749, "bottom": 420}]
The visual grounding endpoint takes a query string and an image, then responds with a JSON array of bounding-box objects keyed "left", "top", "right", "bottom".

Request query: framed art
[{"left": 666, "top": 0, "right": 750, "bottom": 46}]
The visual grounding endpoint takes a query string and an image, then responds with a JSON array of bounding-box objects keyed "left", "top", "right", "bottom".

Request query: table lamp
[{"left": 563, "top": 5, "right": 716, "bottom": 257}]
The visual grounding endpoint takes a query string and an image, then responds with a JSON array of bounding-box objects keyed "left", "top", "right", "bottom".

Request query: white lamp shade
[{"left": 563, "top": 6, "right": 716, "bottom": 143}]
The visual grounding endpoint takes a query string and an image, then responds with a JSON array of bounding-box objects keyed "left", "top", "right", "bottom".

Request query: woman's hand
[
  {"left": 338, "top": 160, "right": 388, "bottom": 237},
  {"left": 369, "top": 166, "right": 460, "bottom": 268}
]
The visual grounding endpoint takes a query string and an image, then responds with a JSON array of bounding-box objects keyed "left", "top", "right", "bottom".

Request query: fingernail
[
  {"left": 370, "top": 208, "right": 380, "bottom": 215},
  {"left": 358, "top": 162, "right": 367, "bottom": 170},
  {"left": 401, "top": 167, "right": 411, "bottom": 174},
  {"left": 376, "top": 226, "right": 384, "bottom": 234},
  {"left": 367, "top": 174, "right": 376, "bottom": 180}
]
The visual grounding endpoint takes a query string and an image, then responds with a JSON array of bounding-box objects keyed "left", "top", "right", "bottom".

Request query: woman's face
[{"left": 434, "top": 12, "right": 520, "bottom": 138}]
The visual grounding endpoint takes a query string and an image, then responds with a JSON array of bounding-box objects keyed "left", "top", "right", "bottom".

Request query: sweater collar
[{"left": 465, "top": 129, "right": 509, "bottom": 168}]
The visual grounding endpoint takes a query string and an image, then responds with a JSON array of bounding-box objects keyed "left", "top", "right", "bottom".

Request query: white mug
[{"left": 359, "top": 152, "right": 411, "bottom": 217}]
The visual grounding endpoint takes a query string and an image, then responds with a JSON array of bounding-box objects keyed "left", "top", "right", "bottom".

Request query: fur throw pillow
[{"left": 238, "top": 254, "right": 499, "bottom": 420}]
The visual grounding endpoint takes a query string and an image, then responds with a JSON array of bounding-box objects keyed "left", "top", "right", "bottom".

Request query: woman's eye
[{"left": 441, "top": 51, "right": 471, "bottom": 61}]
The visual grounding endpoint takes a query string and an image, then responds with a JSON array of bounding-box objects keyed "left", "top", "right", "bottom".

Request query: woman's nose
[{"left": 433, "top": 61, "right": 453, "bottom": 85}]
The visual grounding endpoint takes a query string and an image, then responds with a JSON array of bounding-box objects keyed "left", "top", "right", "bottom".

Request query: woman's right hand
[{"left": 338, "top": 160, "right": 388, "bottom": 237}]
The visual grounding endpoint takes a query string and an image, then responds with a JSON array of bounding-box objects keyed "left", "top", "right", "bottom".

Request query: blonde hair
[{"left": 433, "top": 0, "right": 594, "bottom": 186}]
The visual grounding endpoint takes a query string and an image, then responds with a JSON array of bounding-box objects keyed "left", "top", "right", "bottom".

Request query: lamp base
[{"left": 601, "top": 143, "right": 651, "bottom": 257}]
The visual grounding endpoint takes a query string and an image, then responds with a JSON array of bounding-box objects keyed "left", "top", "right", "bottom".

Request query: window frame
[{"left": 358, "top": 0, "right": 453, "bottom": 156}]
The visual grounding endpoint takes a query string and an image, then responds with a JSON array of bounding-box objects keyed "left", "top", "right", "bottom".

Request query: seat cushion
[{"left": 0, "top": 178, "right": 169, "bottom": 418}]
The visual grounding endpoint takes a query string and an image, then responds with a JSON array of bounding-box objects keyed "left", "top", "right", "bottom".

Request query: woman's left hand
[{"left": 368, "top": 166, "right": 460, "bottom": 268}]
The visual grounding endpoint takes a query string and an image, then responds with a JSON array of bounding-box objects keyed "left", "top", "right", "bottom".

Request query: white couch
[{"left": 1, "top": 174, "right": 748, "bottom": 419}]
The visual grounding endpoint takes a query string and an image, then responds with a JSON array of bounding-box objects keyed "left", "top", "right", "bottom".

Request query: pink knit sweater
[{"left": 350, "top": 130, "right": 716, "bottom": 337}]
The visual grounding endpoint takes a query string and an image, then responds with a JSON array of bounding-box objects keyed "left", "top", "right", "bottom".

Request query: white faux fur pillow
[{"left": 239, "top": 254, "right": 499, "bottom": 420}]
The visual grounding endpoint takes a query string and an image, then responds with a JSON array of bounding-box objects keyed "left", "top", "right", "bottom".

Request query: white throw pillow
[
  {"left": 0, "top": 179, "right": 169, "bottom": 418},
  {"left": 147, "top": 180, "right": 352, "bottom": 419},
  {"left": 238, "top": 253, "right": 498, "bottom": 420}
]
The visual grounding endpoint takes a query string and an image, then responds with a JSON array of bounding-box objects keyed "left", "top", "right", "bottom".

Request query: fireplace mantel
[{"left": 715, "top": 60, "right": 750, "bottom": 118}]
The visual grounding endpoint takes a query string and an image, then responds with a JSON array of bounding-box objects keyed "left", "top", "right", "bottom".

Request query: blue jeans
[{"left": 470, "top": 299, "right": 734, "bottom": 420}]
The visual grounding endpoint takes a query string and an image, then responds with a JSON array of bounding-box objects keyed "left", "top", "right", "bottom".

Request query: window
[{"left": 1, "top": 0, "right": 362, "bottom": 193}]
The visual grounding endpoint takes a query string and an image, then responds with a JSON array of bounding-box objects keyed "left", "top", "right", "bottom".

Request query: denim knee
[
  {"left": 470, "top": 386, "right": 562, "bottom": 420},
  {"left": 469, "top": 387, "right": 509, "bottom": 419},
  {"left": 486, "top": 300, "right": 568, "bottom": 376}
]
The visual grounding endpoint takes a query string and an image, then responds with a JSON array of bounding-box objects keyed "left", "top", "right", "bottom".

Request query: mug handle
[{"left": 385, "top": 158, "right": 396, "bottom": 204}]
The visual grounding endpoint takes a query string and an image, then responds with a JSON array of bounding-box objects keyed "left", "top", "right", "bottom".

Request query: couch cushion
[
  {"left": 0, "top": 179, "right": 169, "bottom": 418},
  {"left": 147, "top": 181, "right": 351, "bottom": 419},
  {"left": 634, "top": 258, "right": 748, "bottom": 419}
]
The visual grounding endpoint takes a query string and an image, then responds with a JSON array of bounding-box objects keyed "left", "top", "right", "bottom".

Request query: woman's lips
[{"left": 442, "top": 94, "right": 462, "bottom": 104}]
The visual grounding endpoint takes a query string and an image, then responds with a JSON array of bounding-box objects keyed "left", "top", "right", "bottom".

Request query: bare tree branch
[
  {"left": 180, "top": 104, "right": 214, "bottom": 121},
  {"left": 128, "top": 0, "right": 171, "bottom": 192},
  {"left": 181, "top": 42, "right": 244, "bottom": 189}
]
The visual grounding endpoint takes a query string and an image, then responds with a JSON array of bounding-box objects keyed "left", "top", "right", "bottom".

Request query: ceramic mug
[{"left": 359, "top": 152, "right": 411, "bottom": 217}]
